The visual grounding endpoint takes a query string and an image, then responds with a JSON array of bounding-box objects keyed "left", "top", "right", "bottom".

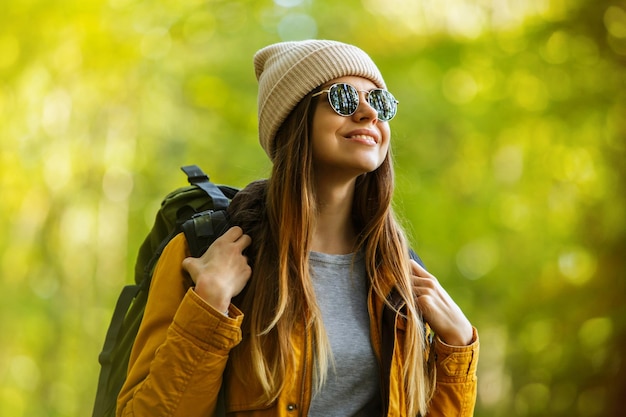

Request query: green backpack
[{"left": 92, "top": 165, "right": 238, "bottom": 417}]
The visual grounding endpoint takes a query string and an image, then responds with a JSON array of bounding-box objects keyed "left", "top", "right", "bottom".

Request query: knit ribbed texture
[{"left": 253, "top": 40, "right": 386, "bottom": 158}]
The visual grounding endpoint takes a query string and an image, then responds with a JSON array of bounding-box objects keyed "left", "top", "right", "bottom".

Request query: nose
[{"left": 352, "top": 92, "right": 378, "bottom": 122}]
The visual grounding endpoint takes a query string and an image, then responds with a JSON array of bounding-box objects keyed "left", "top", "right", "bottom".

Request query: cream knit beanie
[{"left": 253, "top": 40, "right": 386, "bottom": 158}]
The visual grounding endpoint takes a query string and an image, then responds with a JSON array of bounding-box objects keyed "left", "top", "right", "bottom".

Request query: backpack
[{"left": 92, "top": 165, "right": 238, "bottom": 417}]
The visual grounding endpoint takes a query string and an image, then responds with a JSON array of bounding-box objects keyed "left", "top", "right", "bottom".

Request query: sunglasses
[{"left": 312, "top": 83, "right": 399, "bottom": 122}]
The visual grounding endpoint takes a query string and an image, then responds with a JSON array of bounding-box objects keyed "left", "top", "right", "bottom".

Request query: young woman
[{"left": 117, "top": 40, "right": 479, "bottom": 417}]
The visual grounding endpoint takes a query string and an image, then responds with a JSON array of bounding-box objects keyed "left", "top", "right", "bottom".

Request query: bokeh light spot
[
  {"left": 578, "top": 316, "right": 613, "bottom": 350},
  {"left": 558, "top": 247, "right": 596, "bottom": 286},
  {"left": 182, "top": 11, "right": 216, "bottom": 45},
  {"left": 508, "top": 71, "right": 548, "bottom": 111},
  {"left": 541, "top": 30, "right": 570, "bottom": 64},
  {"left": 442, "top": 68, "right": 478, "bottom": 104},
  {"left": 102, "top": 166, "right": 134, "bottom": 202},
  {"left": 604, "top": 6, "right": 626, "bottom": 39},
  {"left": 277, "top": 13, "right": 317, "bottom": 40},
  {"left": 456, "top": 237, "right": 499, "bottom": 280},
  {"left": 520, "top": 319, "right": 553, "bottom": 354},
  {"left": 492, "top": 144, "right": 524, "bottom": 184},
  {"left": 491, "top": 193, "right": 532, "bottom": 231},
  {"left": 274, "top": 0, "right": 305, "bottom": 7},
  {"left": 43, "top": 147, "right": 73, "bottom": 193},
  {"left": 42, "top": 89, "right": 72, "bottom": 137},
  {"left": 10, "top": 355, "right": 40, "bottom": 391},
  {"left": 515, "top": 382, "right": 551, "bottom": 415}
]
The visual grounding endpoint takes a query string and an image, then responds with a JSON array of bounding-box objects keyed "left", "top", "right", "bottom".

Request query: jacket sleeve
[
  {"left": 426, "top": 327, "right": 479, "bottom": 417},
  {"left": 116, "top": 233, "right": 244, "bottom": 417}
]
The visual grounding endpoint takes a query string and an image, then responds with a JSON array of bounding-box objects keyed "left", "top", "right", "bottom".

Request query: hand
[
  {"left": 182, "top": 226, "right": 252, "bottom": 314},
  {"left": 410, "top": 260, "right": 474, "bottom": 346}
]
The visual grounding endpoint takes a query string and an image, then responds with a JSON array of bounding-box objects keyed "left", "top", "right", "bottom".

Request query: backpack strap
[
  {"left": 182, "top": 210, "right": 231, "bottom": 258},
  {"left": 181, "top": 165, "right": 229, "bottom": 211},
  {"left": 92, "top": 284, "right": 142, "bottom": 417}
]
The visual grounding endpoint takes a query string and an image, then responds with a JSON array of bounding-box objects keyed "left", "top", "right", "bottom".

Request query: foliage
[{"left": 1, "top": 0, "right": 624, "bottom": 416}]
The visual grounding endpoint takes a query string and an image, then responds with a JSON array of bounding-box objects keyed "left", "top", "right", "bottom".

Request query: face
[{"left": 310, "top": 75, "right": 392, "bottom": 181}]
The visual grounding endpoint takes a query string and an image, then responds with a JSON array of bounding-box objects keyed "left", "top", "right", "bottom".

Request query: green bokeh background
[{"left": 1, "top": 0, "right": 625, "bottom": 416}]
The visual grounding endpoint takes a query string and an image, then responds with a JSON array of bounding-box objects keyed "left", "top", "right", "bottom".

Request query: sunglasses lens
[
  {"left": 368, "top": 89, "right": 397, "bottom": 121},
  {"left": 328, "top": 84, "right": 359, "bottom": 116},
  {"left": 324, "top": 83, "right": 398, "bottom": 121}
]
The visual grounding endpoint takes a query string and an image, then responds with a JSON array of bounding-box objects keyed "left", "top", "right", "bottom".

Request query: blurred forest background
[{"left": 1, "top": 0, "right": 625, "bottom": 416}]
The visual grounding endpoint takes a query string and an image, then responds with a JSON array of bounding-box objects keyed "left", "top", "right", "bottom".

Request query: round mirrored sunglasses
[{"left": 312, "top": 83, "right": 398, "bottom": 122}]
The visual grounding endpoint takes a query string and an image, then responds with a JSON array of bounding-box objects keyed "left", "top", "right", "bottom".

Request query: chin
[{"left": 353, "top": 162, "right": 383, "bottom": 177}]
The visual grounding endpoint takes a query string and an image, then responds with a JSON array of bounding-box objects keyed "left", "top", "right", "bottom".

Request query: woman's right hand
[{"left": 182, "top": 226, "right": 252, "bottom": 314}]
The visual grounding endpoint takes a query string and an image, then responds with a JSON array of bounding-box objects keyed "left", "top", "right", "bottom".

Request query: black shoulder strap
[
  {"left": 182, "top": 210, "right": 231, "bottom": 258},
  {"left": 181, "top": 165, "right": 229, "bottom": 211},
  {"left": 92, "top": 284, "right": 142, "bottom": 417},
  {"left": 180, "top": 167, "right": 231, "bottom": 415}
]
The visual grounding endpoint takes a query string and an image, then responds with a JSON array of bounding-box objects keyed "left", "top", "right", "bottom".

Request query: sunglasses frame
[{"left": 312, "top": 83, "right": 399, "bottom": 122}]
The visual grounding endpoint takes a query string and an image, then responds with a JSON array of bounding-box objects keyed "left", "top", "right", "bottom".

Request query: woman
[{"left": 117, "top": 40, "right": 479, "bottom": 417}]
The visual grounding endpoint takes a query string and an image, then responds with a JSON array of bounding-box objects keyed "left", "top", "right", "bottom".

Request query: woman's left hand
[{"left": 410, "top": 259, "right": 474, "bottom": 346}]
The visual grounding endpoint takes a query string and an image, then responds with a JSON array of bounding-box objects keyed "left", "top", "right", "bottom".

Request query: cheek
[
  {"left": 379, "top": 125, "right": 391, "bottom": 152},
  {"left": 313, "top": 104, "right": 343, "bottom": 130}
]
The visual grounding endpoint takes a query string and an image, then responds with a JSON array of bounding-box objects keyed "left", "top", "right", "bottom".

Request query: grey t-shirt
[{"left": 307, "top": 251, "right": 381, "bottom": 417}]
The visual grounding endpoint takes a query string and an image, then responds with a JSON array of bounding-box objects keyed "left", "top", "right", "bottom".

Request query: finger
[
  {"left": 222, "top": 226, "right": 244, "bottom": 241},
  {"left": 410, "top": 259, "right": 435, "bottom": 278},
  {"left": 235, "top": 233, "right": 252, "bottom": 250},
  {"left": 412, "top": 275, "right": 438, "bottom": 290},
  {"left": 218, "top": 226, "right": 252, "bottom": 249},
  {"left": 181, "top": 256, "right": 200, "bottom": 278},
  {"left": 414, "top": 293, "right": 436, "bottom": 314}
]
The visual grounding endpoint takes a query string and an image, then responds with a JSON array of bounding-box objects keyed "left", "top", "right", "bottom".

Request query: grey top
[{"left": 307, "top": 251, "right": 381, "bottom": 417}]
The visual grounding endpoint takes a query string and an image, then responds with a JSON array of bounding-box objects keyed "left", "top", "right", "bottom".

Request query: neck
[{"left": 311, "top": 176, "right": 358, "bottom": 255}]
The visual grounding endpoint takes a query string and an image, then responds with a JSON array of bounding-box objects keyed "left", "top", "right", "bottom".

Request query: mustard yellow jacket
[{"left": 117, "top": 233, "right": 479, "bottom": 417}]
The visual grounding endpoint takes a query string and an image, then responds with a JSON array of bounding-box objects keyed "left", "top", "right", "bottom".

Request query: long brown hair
[{"left": 229, "top": 90, "right": 435, "bottom": 415}]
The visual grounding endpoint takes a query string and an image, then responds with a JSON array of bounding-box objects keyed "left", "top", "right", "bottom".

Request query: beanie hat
[{"left": 253, "top": 40, "right": 386, "bottom": 158}]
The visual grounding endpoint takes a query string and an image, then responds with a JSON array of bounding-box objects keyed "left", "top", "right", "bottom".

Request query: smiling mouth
[{"left": 346, "top": 134, "right": 377, "bottom": 144}]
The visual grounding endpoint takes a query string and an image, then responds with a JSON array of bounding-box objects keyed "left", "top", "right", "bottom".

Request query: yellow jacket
[{"left": 117, "top": 233, "right": 479, "bottom": 417}]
